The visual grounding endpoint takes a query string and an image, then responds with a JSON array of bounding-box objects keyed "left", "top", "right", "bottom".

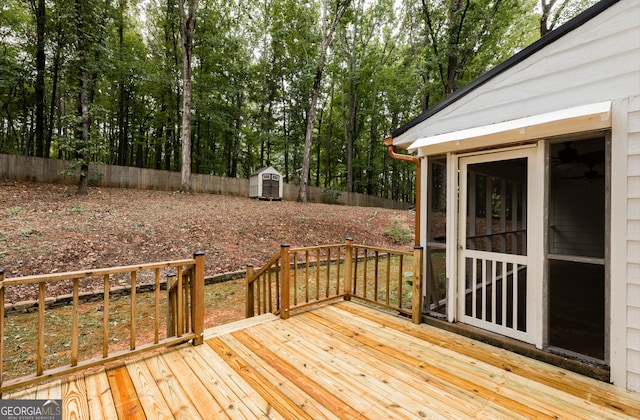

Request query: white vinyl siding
[{"left": 627, "top": 96, "right": 640, "bottom": 392}]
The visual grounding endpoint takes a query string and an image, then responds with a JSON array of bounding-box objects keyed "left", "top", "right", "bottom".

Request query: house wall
[{"left": 626, "top": 95, "right": 640, "bottom": 392}]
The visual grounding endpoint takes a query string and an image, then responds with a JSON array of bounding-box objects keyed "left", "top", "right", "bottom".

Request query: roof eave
[{"left": 390, "top": 0, "right": 621, "bottom": 141}]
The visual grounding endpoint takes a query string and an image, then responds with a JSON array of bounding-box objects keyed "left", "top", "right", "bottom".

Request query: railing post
[
  {"left": 0, "top": 268, "right": 4, "bottom": 390},
  {"left": 412, "top": 246, "right": 424, "bottom": 324},
  {"left": 166, "top": 273, "right": 177, "bottom": 337},
  {"left": 280, "top": 244, "right": 290, "bottom": 320},
  {"left": 192, "top": 251, "right": 205, "bottom": 346},
  {"left": 246, "top": 264, "right": 255, "bottom": 318},
  {"left": 344, "top": 238, "right": 353, "bottom": 301}
]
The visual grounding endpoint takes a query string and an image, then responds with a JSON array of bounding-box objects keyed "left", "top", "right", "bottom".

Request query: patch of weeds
[
  {"left": 70, "top": 206, "right": 83, "bottom": 214},
  {"left": 384, "top": 218, "right": 413, "bottom": 244},
  {"left": 5, "top": 206, "right": 25, "bottom": 216},
  {"left": 21, "top": 229, "right": 40, "bottom": 237},
  {"left": 145, "top": 228, "right": 155, "bottom": 236}
]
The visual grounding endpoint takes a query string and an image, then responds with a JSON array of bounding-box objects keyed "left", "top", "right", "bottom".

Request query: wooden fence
[
  {"left": 246, "top": 239, "right": 423, "bottom": 324},
  {"left": 0, "top": 253, "right": 205, "bottom": 393},
  {"left": 0, "top": 154, "right": 410, "bottom": 210}
]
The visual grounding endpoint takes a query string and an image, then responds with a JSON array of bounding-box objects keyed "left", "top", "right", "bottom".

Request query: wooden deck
[{"left": 4, "top": 301, "right": 639, "bottom": 419}]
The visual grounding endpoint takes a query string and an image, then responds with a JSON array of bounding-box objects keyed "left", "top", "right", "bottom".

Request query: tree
[
  {"left": 539, "top": 0, "right": 598, "bottom": 37},
  {"left": 179, "top": 0, "right": 198, "bottom": 192},
  {"left": 30, "top": 0, "right": 46, "bottom": 157},
  {"left": 298, "top": 0, "right": 351, "bottom": 203},
  {"left": 418, "top": 0, "right": 534, "bottom": 102}
]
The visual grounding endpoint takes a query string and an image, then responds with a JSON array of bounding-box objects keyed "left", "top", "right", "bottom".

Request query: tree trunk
[
  {"left": 76, "top": 0, "right": 90, "bottom": 195},
  {"left": 298, "top": 0, "right": 351, "bottom": 203},
  {"left": 179, "top": 0, "right": 198, "bottom": 192},
  {"left": 34, "top": 0, "right": 46, "bottom": 158},
  {"left": 324, "top": 80, "right": 334, "bottom": 188},
  {"left": 46, "top": 18, "right": 63, "bottom": 159}
]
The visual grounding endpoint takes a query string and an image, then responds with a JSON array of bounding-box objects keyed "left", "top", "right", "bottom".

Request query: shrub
[
  {"left": 385, "top": 218, "right": 413, "bottom": 244},
  {"left": 321, "top": 188, "right": 341, "bottom": 204}
]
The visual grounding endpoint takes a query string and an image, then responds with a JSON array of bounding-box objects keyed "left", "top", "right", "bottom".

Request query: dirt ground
[{"left": 0, "top": 180, "right": 415, "bottom": 304}]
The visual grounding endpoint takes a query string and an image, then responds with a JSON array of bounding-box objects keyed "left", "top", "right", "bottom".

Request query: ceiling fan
[{"left": 552, "top": 142, "right": 605, "bottom": 180}]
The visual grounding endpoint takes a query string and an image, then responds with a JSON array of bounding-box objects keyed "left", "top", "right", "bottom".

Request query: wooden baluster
[
  {"left": 103, "top": 274, "right": 110, "bottom": 358},
  {"left": 353, "top": 248, "right": 359, "bottom": 295},
  {"left": 336, "top": 247, "right": 341, "bottom": 296},
  {"left": 192, "top": 252, "right": 205, "bottom": 345},
  {"left": 72, "top": 278, "right": 79, "bottom": 366},
  {"left": 0, "top": 268, "right": 5, "bottom": 388},
  {"left": 275, "top": 259, "right": 280, "bottom": 311},
  {"left": 130, "top": 271, "right": 137, "bottom": 350},
  {"left": 176, "top": 267, "right": 183, "bottom": 337},
  {"left": 316, "top": 249, "right": 320, "bottom": 301},
  {"left": 344, "top": 239, "right": 353, "bottom": 301},
  {"left": 246, "top": 264, "right": 255, "bottom": 318},
  {"left": 267, "top": 267, "right": 272, "bottom": 313},
  {"left": 184, "top": 273, "right": 191, "bottom": 334},
  {"left": 363, "top": 249, "right": 368, "bottom": 299},
  {"left": 397, "top": 255, "right": 403, "bottom": 309},
  {"left": 292, "top": 251, "right": 298, "bottom": 306},
  {"left": 293, "top": 251, "right": 298, "bottom": 306},
  {"left": 37, "top": 282, "right": 45, "bottom": 376},
  {"left": 412, "top": 247, "right": 424, "bottom": 324},
  {"left": 325, "top": 248, "right": 330, "bottom": 298},
  {"left": 305, "top": 250, "right": 310, "bottom": 303},
  {"left": 255, "top": 273, "right": 264, "bottom": 315},
  {"left": 374, "top": 251, "right": 379, "bottom": 303},
  {"left": 154, "top": 269, "right": 160, "bottom": 344},
  {"left": 386, "top": 255, "right": 391, "bottom": 305},
  {"left": 262, "top": 273, "right": 267, "bottom": 314},
  {"left": 280, "top": 244, "right": 290, "bottom": 319},
  {"left": 166, "top": 273, "right": 176, "bottom": 337}
]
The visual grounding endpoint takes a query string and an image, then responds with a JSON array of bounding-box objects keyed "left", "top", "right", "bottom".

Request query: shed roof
[
  {"left": 391, "top": 0, "right": 621, "bottom": 142},
  {"left": 250, "top": 166, "right": 281, "bottom": 177}
]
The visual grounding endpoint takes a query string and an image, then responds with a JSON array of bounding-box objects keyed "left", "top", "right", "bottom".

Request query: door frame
[{"left": 447, "top": 144, "right": 544, "bottom": 348}]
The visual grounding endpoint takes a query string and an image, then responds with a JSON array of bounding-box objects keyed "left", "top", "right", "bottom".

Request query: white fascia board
[{"left": 408, "top": 101, "right": 612, "bottom": 156}]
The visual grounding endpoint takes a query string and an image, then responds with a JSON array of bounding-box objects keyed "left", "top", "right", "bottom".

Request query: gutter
[{"left": 384, "top": 136, "right": 421, "bottom": 247}]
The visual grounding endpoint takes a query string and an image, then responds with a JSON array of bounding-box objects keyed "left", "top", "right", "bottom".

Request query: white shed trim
[{"left": 408, "top": 101, "right": 612, "bottom": 156}]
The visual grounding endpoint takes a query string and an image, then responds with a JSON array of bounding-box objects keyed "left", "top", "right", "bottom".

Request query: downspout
[{"left": 384, "top": 136, "right": 421, "bottom": 247}]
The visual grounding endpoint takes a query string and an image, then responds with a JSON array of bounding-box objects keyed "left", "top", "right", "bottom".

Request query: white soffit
[{"left": 407, "top": 101, "right": 612, "bottom": 155}]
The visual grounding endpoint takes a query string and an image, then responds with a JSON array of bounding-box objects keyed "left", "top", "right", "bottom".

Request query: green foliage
[
  {"left": 5, "top": 206, "right": 25, "bottom": 216},
  {"left": 0, "top": 0, "right": 598, "bottom": 199},
  {"left": 384, "top": 218, "right": 413, "bottom": 244},
  {"left": 321, "top": 188, "right": 341, "bottom": 204}
]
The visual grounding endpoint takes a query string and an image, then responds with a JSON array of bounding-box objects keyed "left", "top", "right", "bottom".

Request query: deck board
[
  {"left": 3, "top": 301, "right": 640, "bottom": 419},
  {"left": 84, "top": 369, "right": 118, "bottom": 419}
]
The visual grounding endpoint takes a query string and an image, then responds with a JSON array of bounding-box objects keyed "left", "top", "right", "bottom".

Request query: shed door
[
  {"left": 262, "top": 174, "right": 279, "bottom": 197},
  {"left": 458, "top": 148, "right": 535, "bottom": 343}
]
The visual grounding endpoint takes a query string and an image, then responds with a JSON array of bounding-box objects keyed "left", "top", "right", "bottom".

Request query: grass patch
[
  {"left": 384, "top": 218, "right": 413, "bottom": 244},
  {"left": 5, "top": 206, "right": 25, "bottom": 216}
]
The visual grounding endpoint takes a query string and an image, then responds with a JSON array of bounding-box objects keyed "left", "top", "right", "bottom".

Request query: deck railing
[
  {"left": 0, "top": 252, "right": 205, "bottom": 393},
  {"left": 246, "top": 239, "right": 423, "bottom": 323}
]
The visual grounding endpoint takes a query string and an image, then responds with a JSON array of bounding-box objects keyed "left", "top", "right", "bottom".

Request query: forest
[{"left": 0, "top": 0, "right": 596, "bottom": 199}]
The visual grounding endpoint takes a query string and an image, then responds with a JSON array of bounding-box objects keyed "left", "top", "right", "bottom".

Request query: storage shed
[
  {"left": 387, "top": 0, "right": 639, "bottom": 392},
  {"left": 249, "top": 166, "right": 283, "bottom": 200}
]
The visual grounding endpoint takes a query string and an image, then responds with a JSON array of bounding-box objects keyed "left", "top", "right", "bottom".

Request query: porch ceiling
[
  {"left": 5, "top": 301, "right": 639, "bottom": 418},
  {"left": 408, "top": 101, "right": 611, "bottom": 156}
]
